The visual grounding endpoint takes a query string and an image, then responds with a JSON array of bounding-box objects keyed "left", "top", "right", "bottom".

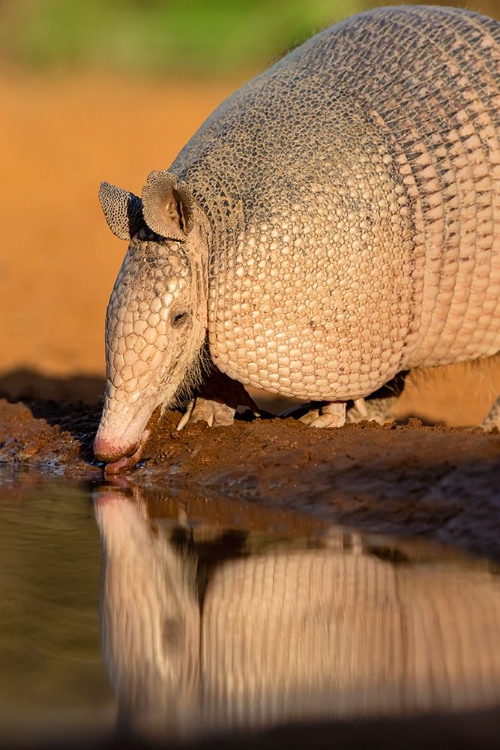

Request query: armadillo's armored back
[{"left": 172, "top": 6, "right": 500, "bottom": 402}]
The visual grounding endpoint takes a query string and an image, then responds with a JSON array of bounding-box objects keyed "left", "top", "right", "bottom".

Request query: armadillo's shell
[{"left": 171, "top": 5, "right": 500, "bottom": 402}]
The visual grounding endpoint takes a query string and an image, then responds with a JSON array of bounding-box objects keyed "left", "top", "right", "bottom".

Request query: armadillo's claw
[
  {"left": 345, "top": 395, "right": 398, "bottom": 425},
  {"left": 481, "top": 395, "right": 500, "bottom": 431},
  {"left": 176, "top": 397, "right": 236, "bottom": 430},
  {"left": 353, "top": 397, "right": 368, "bottom": 417},
  {"left": 176, "top": 399, "right": 196, "bottom": 431}
]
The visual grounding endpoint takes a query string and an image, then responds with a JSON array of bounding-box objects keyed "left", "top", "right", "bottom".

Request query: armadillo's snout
[
  {"left": 93, "top": 378, "right": 159, "bottom": 472},
  {"left": 93, "top": 433, "right": 136, "bottom": 463},
  {"left": 94, "top": 429, "right": 151, "bottom": 474}
]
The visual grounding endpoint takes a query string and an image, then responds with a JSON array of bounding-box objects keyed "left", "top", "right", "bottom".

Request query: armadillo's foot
[
  {"left": 481, "top": 395, "right": 500, "bottom": 431},
  {"left": 300, "top": 401, "right": 347, "bottom": 428},
  {"left": 345, "top": 395, "right": 398, "bottom": 425},
  {"left": 176, "top": 397, "right": 236, "bottom": 430},
  {"left": 176, "top": 366, "right": 260, "bottom": 430},
  {"left": 284, "top": 395, "right": 398, "bottom": 428}
]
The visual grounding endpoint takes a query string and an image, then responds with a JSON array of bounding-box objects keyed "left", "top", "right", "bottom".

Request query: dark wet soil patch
[{"left": 0, "top": 398, "right": 100, "bottom": 477}]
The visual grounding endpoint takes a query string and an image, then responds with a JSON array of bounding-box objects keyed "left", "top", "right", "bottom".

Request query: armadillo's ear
[
  {"left": 141, "top": 170, "right": 194, "bottom": 241},
  {"left": 98, "top": 182, "right": 143, "bottom": 240}
]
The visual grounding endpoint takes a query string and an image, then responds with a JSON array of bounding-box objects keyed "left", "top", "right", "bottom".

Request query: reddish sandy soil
[{"left": 0, "top": 68, "right": 500, "bottom": 564}]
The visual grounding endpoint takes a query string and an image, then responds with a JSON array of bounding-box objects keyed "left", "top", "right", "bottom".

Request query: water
[
  {"left": 2, "top": 467, "right": 500, "bottom": 746},
  {"left": 0, "top": 471, "right": 114, "bottom": 745}
]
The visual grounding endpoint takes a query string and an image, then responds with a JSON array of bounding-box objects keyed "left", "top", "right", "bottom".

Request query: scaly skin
[{"left": 95, "top": 6, "right": 500, "bottom": 469}]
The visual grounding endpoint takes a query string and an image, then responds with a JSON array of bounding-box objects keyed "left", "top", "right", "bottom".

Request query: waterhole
[{"left": 1, "top": 466, "right": 500, "bottom": 748}]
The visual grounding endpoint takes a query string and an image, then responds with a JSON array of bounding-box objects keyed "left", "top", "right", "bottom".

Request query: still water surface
[{"left": 1, "top": 467, "right": 500, "bottom": 744}]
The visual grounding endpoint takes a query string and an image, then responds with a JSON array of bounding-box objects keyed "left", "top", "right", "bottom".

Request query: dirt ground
[{"left": 1, "top": 67, "right": 500, "bottom": 562}]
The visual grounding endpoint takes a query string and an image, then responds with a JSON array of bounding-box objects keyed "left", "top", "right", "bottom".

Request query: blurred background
[{"left": 0, "top": 0, "right": 499, "bottom": 423}]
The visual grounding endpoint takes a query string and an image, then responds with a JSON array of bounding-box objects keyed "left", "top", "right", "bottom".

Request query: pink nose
[
  {"left": 93, "top": 429, "right": 151, "bottom": 473},
  {"left": 93, "top": 435, "right": 137, "bottom": 463}
]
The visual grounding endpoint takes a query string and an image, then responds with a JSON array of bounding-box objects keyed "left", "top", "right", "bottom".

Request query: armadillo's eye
[{"left": 172, "top": 311, "right": 189, "bottom": 327}]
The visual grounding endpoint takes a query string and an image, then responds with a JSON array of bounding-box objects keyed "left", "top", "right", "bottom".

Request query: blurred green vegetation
[
  {"left": 0, "top": 0, "right": 366, "bottom": 76},
  {"left": 0, "top": 0, "right": 498, "bottom": 77}
]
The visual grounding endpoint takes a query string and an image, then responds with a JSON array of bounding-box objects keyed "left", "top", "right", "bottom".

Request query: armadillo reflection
[{"left": 94, "top": 5, "right": 500, "bottom": 470}]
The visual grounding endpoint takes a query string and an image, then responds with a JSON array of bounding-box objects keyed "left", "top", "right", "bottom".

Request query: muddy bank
[{"left": 1, "top": 396, "right": 499, "bottom": 560}]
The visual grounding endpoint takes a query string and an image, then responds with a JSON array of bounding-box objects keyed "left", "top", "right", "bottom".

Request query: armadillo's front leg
[
  {"left": 481, "top": 396, "right": 500, "bottom": 431},
  {"left": 176, "top": 367, "right": 260, "bottom": 430},
  {"left": 300, "top": 401, "right": 347, "bottom": 428},
  {"left": 176, "top": 397, "right": 236, "bottom": 430}
]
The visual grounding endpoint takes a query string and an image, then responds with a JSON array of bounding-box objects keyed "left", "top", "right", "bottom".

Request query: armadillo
[{"left": 94, "top": 5, "right": 500, "bottom": 471}]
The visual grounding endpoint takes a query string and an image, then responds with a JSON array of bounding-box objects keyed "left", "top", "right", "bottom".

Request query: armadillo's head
[{"left": 93, "top": 171, "right": 210, "bottom": 471}]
